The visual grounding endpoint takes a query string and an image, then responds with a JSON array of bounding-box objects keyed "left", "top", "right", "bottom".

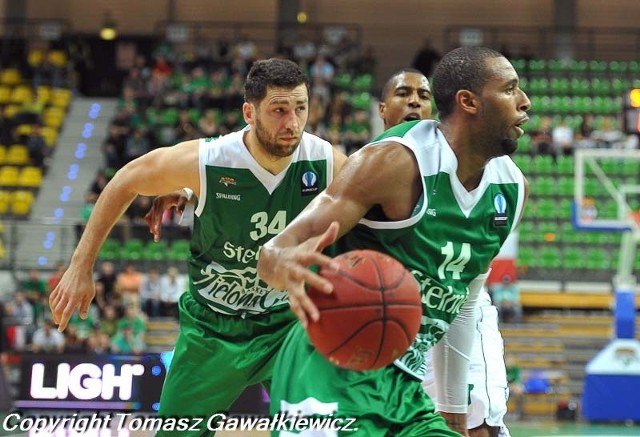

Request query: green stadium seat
[
  {"left": 539, "top": 246, "right": 562, "bottom": 269},
  {"left": 121, "top": 238, "right": 144, "bottom": 261},
  {"left": 535, "top": 198, "right": 557, "bottom": 220},
  {"left": 569, "top": 59, "right": 588, "bottom": 75},
  {"left": 557, "top": 176, "right": 574, "bottom": 197},
  {"left": 533, "top": 176, "right": 556, "bottom": 198},
  {"left": 533, "top": 154, "right": 555, "bottom": 174},
  {"left": 353, "top": 74, "right": 374, "bottom": 92},
  {"left": 513, "top": 154, "right": 532, "bottom": 173},
  {"left": 590, "top": 79, "right": 611, "bottom": 97},
  {"left": 570, "top": 78, "right": 590, "bottom": 95},
  {"left": 518, "top": 221, "right": 536, "bottom": 243},
  {"left": 556, "top": 156, "right": 574, "bottom": 175},
  {"left": 588, "top": 60, "right": 607, "bottom": 75},
  {"left": 99, "top": 239, "right": 120, "bottom": 261},
  {"left": 563, "top": 247, "right": 586, "bottom": 269},
  {"left": 608, "top": 61, "right": 627, "bottom": 75},
  {"left": 144, "top": 240, "right": 168, "bottom": 261},
  {"left": 334, "top": 73, "right": 352, "bottom": 90},
  {"left": 628, "top": 61, "right": 640, "bottom": 74},
  {"left": 169, "top": 239, "right": 191, "bottom": 261},
  {"left": 550, "top": 78, "right": 570, "bottom": 95},
  {"left": 529, "top": 78, "right": 549, "bottom": 95},
  {"left": 517, "top": 246, "right": 537, "bottom": 269},
  {"left": 511, "top": 59, "right": 527, "bottom": 75},
  {"left": 585, "top": 248, "right": 610, "bottom": 270},
  {"left": 528, "top": 59, "right": 546, "bottom": 74}
]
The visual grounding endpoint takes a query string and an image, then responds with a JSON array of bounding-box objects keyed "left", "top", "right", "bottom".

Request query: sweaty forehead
[
  {"left": 485, "top": 57, "right": 518, "bottom": 83},
  {"left": 393, "top": 73, "right": 431, "bottom": 92},
  {"left": 264, "top": 85, "right": 308, "bottom": 105}
]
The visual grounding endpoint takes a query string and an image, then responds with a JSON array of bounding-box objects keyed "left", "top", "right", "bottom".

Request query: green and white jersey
[
  {"left": 339, "top": 119, "right": 526, "bottom": 379},
  {"left": 188, "top": 128, "right": 334, "bottom": 316}
]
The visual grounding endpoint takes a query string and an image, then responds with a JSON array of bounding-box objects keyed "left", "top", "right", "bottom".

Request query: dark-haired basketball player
[{"left": 258, "top": 46, "right": 530, "bottom": 436}]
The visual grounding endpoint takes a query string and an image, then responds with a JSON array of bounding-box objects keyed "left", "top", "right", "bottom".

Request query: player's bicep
[{"left": 115, "top": 140, "right": 201, "bottom": 198}]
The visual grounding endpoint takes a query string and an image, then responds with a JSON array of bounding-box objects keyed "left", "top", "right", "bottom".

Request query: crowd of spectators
[
  {"left": 2, "top": 262, "right": 186, "bottom": 355},
  {"left": 529, "top": 113, "right": 637, "bottom": 161}
]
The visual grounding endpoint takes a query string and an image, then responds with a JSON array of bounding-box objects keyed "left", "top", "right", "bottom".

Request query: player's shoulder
[
  {"left": 487, "top": 154, "right": 525, "bottom": 184},
  {"left": 373, "top": 119, "right": 439, "bottom": 144},
  {"left": 297, "top": 131, "right": 334, "bottom": 160}
]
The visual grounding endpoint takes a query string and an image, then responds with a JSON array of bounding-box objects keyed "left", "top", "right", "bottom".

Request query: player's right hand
[
  {"left": 49, "top": 266, "right": 95, "bottom": 332},
  {"left": 144, "top": 191, "right": 189, "bottom": 242},
  {"left": 259, "top": 221, "right": 341, "bottom": 327}
]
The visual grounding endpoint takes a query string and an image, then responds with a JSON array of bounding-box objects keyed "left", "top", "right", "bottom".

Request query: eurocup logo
[
  {"left": 494, "top": 193, "right": 507, "bottom": 214},
  {"left": 302, "top": 171, "right": 317, "bottom": 188},
  {"left": 301, "top": 171, "right": 319, "bottom": 195},
  {"left": 493, "top": 193, "right": 508, "bottom": 227}
]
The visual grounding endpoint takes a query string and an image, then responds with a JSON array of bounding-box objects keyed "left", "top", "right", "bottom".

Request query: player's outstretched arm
[
  {"left": 144, "top": 190, "right": 192, "bottom": 242},
  {"left": 49, "top": 140, "right": 200, "bottom": 331},
  {"left": 258, "top": 141, "right": 419, "bottom": 326}
]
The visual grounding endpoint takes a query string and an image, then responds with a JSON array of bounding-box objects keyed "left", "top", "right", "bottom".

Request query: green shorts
[
  {"left": 157, "top": 292, "right": 296, "bottom": 436},
  {"left": 270, "top": 323, "right": 462, "bottom": 437}
]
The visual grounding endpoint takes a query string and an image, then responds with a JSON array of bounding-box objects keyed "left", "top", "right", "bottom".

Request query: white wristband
[{"left": 182, "top": 187, "right": 193, "bottom": 201}]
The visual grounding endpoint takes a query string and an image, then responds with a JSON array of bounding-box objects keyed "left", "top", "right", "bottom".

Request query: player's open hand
[
  {"left": 48, "top": 266, "right": 96, "bottom": 332},
  {"left": 144, "top": 192, "right": 189, "bottom": 242},
  {"left": 259, "top": 221, "right": 341, "bottom": 327}
]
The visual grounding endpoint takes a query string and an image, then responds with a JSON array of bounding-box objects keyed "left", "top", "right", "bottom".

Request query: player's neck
[{"left": 243, "top": 130, "right": 293, "bottom": 175}]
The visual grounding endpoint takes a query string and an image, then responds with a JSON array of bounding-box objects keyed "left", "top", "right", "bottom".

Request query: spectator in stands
[
  {"left": 21, "top": 269, "right": 48, "bottom": 325},
  {"left": 117, "top": 305, "right": 146, "bottom": 339},
  {"left": 174, "top": 110, "right": 198, "bottom": 143},
  {"left": 490, "top": 275, "right": 522, "bottom": 323},
  {"left": 576, "top": 113, "right": 597, "bottom": 149},
  {"left": 531, "top": 115, "right": 557, "bottom": 160},
  {"left": 116, "top": 263, "right": 144, "bottom": 309},
  {"left": 111, "top": 323, "right": 145, "bottom": 354},
  {"left": 4, "top": 291, "right": 34, "bottom": 351},
  {"left": 139, "top": 267, "right": 162, "bottom": 318},
  {"left": 160, "top": 267, "right": 183, "bottom": 318},
  {"left": 25, "top": 123, "right": 49, "bottom": 168},
  {"left": 411, "top": 37, "right": 441, "bottom": 77},
  {"left": 124, "top": 127, "right": 151, "bottom": 163},
  {"left": 0, "top": 106, "right": 16, "bottom": 146},
  {"left": 592, "top": 116, "right": 626, "bottom": 149},
  {"left": 47, "top": 263, "right": 66, "bottom": 292},
  {"left": 506, "top": 354, "right": 525, "bottom": 419},
  {"left": 99, "top": 304, "right": 119, "bottom": 338},
  {"left": 352, "top": 45, "right": 377, "bottom": 76},
  {"left": 552, "top": 116, "right": 575, "bottom": 156},
  {"left": 95, "top": 261, "right": 118, "bottom": 311},
  {"left": 63, "top": 324, "right": 85, "bottom": 353},
  {"left": 342, "top": 109, "right": 371, "bottom": 155},
  {"left": 233, "top": 34, "right": 258, "bottom": 72},
  {"left": 15, "top": 90, "right": 45, "bottom": 125},
  {"left": 225, "top": 72, "right": 245, "bottom": 110},
  {"left": 88, "top": 169, "right": 109, "bottom": 197},
  {"left": 197, "top": 109, "right": 220, "bottom": 138},
  {"left": 31, "top": 319, "right": 65, "bottom": 353}
]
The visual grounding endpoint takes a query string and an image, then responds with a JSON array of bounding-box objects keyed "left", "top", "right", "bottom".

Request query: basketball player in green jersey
[
  {"left": 380, "top": 70, "right": 514, "bottom": 437},
  {"left": 258, "top": 46, "right": 530, "bottom": 436},
  {"left": 49, "top": 58, "right": 347, "bottom": 435}
]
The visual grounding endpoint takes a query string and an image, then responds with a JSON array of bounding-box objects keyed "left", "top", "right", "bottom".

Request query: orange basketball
[{"left": 307, "top": 249, "right": 422, "bottom": 371}]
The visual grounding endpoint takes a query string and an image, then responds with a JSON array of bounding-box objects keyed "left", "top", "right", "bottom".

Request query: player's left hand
[
  {"left": 144, "top": 191, "right": 189, "bottom": 242},
  {"left": 259, "top": 221, "right": 340, "bottom": 327}
]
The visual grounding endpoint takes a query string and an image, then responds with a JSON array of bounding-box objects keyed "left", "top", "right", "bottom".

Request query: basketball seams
[{"left": 307, "top": 249, "right": 422, "bottom": 371}]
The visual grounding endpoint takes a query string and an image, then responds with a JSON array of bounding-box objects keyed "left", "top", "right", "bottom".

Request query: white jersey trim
[{"left": 194, "top": 129, "right": 333, "bottom": 217}]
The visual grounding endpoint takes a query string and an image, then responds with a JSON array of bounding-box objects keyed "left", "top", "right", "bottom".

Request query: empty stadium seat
[
  {"left": 5, "top": 145, "right": 29, "bottom": 166},
  {"left": 18, "top": 166, "right": 42, "bottom": 188},
  {"left": 0, "top": 166, "right": 20, "bottom": 186},
  {"left": 10, "top": 190, "right": 34, "bottom": 216}
]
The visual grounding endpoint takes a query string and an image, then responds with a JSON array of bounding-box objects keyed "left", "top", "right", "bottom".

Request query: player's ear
[
  {"left": 378, "top": 102, "right": 386, "bottom": 120},
  {"left": 457, "top": 90, "right": 478, "bottom": 115},
  {"left": 242, "top": 102, "right": 255, "bottom": 126}
]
